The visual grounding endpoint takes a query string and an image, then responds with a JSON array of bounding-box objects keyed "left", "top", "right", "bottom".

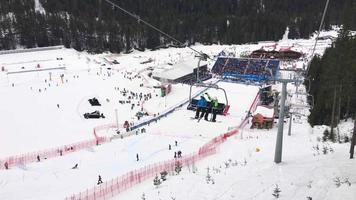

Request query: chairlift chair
[
  {"left": 307, "top": 94, "right": 315, "bottom": 109},
  {"left": 187, "top": 82, "right": 230, "bottom": 115},
  {"left": 187, "top": 54, "right": 230, "bottom": 115}
]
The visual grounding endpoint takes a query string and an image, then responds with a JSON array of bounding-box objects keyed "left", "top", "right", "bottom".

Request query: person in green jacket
[
  {"left": 204, "top": 93, "right": 219, "bottom": 122},
  {"left": 204, "top": 93, "right": 212, "bottom": 121},
  {"left": 210, "top": 97, "right": 219, "bottom": 122}
]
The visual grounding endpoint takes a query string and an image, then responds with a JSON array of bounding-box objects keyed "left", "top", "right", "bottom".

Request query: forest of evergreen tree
[
  {"left": 307, "top": 32, "right": 356, "bottom": 126},
  {"left": 0, "top": 0, "right": 355, "bottom": 53},
  {"left": 306, "top": 0, "right": 355, "bottom": 126}
]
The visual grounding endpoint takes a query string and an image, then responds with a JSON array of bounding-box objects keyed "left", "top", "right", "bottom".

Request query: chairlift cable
[
  {"left": 307, "top": 0, "right": 331, "bottom": 74},
  {"left": 104, "top": 0, "right": 211, "bottom": 60}
]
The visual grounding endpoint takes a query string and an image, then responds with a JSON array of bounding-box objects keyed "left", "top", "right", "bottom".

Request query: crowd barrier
[
  {"left": 0, "top": 46, "right": 64, "bottom": 55},
  {"left": 93, "top": 123, "right": 119, "bottom": 139},
  {"left": 0, "top": 137, "right": 108, "bottom": 170},
  {"left": 65, "top": 92, "right": 261, "bottom": 200},
  {"left": 7, "top": 67, "right": 66, "bottom": 75}
]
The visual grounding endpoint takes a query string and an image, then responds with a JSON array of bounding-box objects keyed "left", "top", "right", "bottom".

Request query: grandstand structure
[{"left": 211, "top": 57, "right": 280, "bottom": 83}]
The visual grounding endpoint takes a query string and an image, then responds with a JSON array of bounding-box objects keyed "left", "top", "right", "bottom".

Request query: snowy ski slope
[{"left": 1, "top": 28, "right": 355, "bottom": 200}]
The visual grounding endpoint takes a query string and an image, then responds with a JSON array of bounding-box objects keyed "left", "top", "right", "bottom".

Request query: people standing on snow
[
  {"left": 124, "top": 121, "right": 130, "bottom": 132},
  {"left": 97, "top": 175, "right": 103, "bottom": 185},
  {"left": 195, "top": 95, "right": 208, "bottom": 119},
  {"left": 177, "top": 150, "right": 182, "bottom": 158}
]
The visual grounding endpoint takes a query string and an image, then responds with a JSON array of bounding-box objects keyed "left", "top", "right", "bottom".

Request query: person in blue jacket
[{"left": 195, "top": 95, "right": 208, "bottom": 119}]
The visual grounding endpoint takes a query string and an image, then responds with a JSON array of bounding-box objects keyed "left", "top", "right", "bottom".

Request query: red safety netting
[
  {"left": 65, "top": 92, "right": 261, "bottom": 200},
  {"left": 93, "top": 123, "right": 119, "bottom": 139},
  {"left": 1, "top": 120, "right": 125, "bottom": 170},
  {"left": 65, "top": 148, "right": 216, "bottom": 200},
  {"left": 0, "top": 136, "right": 109, "bottom": 170}
]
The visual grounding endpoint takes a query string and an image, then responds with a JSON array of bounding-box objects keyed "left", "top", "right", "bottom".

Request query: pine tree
[{"left": 0, "top": 0, "right": 353, "bottom": 52}]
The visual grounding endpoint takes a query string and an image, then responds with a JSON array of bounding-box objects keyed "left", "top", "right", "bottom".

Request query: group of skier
[{"left": 194, "top": 92, "right": 219, "bottom": 122}]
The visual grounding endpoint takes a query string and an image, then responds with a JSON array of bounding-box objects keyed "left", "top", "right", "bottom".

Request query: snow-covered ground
[
  {"left": 0, "top": 28, "right": 355, "bottom": 200},
  {"left": 119, "top": 121, "right": 356, "bottom": 200}
]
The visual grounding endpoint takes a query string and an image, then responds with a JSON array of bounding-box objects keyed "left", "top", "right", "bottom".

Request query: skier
[
  {"left": 136, "top": 153, "right": 139, "bottom": 161},
  {"left": 37, "top": 155, "right": 40, "bottom": 162},
  {"left": 72, "top": 163, "right": 78, "bottom": 169},
  {"left": 174, "top": 152, "right": 177, "bottom": 158},
  {"left": 124, "top": 121, "right": 130, "bottom": 132},
  {"left": 210, "top": 97, "right": 219, "bottom": 122},
  {"left": 177, "top": 150, "right": 182, "bottom": 158},
  {"left": 175, "top": 140, "right": 178, "bottom": 146},
  {"left": 4, "top": 162, "right": 8, "bottom": 170},
  {"left": 169, "top": 144, "right": 171, "bottom": 150},
  {"left": 195, "top": 95, "right": 208, "bottom": 119},
  {"left": 97, "top": 175, "right": 103, "bottom": 185}
]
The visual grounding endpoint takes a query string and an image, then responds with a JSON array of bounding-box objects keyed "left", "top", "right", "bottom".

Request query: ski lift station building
[{"left": 152, "top": 58, "right": 209, "bottom": 83}]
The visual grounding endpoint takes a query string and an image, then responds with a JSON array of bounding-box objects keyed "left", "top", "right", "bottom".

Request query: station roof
[{"left": 154, "top": 57, "right": 206, "bottom": 81}]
